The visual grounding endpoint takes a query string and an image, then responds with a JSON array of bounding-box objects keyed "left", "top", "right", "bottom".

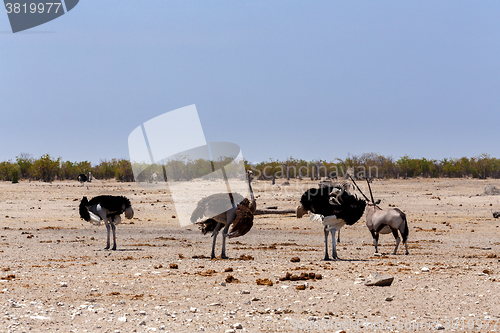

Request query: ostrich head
[
  {"left": 296, "top": 204, "right": 308, "bottom": 218},
  {"left": 328, "top": 187, "right": 345, "bottom": 206}
]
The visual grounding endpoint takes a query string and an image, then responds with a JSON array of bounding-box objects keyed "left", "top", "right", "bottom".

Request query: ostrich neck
[
  {"left": 248, "top": 177, "right": 255, "bottom": 201},
  {"left": 248, "top": 176, "right": 256, "bottom": 213}
]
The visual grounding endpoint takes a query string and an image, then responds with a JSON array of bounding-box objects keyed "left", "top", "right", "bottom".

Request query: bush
[{"left": 11, "top": 169, "right": 19, "bottom": 183}]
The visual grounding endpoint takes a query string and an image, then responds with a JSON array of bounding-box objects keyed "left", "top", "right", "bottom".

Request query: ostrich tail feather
[{"left": 79, "top": 197, "right": 91, "bottom": 222}]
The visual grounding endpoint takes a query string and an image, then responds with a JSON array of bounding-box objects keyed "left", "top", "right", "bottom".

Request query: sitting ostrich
[
  {"left": 351, "top": 177, "right": 409, "bottom": 255},
  {"left": 297, "top": 182, "right": 366, "bottom": 260},
  {"left": 191, "top": 170, "right": 256, "bottom": 259},
  {"left": 79, "top": 195, "right": 134, "bottom": 250}
]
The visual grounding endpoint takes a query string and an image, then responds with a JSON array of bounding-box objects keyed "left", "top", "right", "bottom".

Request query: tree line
[
  {"left": 0, "top": 153, "right": 133, "bottom": 183},
  {"left": 1, "top": 152, "right": 499, "bottom": 183}
]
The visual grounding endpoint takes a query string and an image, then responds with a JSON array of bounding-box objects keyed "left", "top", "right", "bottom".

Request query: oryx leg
[
  {"left": 322, "top": 226, "right": 331, "bottom": 261},
  {"left": 370, "top": 229, "right": 379, "bottom": 253},
  {"left": 211, "top": 223, "right": 224, "bottom": 259},
  {"left": 401, "top": 226, "right": 409, "bottom": 255},
  {"left": 220, "top": 222, "right": 231, "bottom": 259},
  {"left": 391, "top": 227, "right": 401, "bottom": 255},
  {"left": 337, "top": 229, "right": 340, "bottom": 243}
]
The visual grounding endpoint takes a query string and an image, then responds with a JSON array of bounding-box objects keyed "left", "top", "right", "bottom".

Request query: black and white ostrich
[
  {"left": 296, "top": 182, "right": 366, "bottom": 260},
  {"left": 79, "top": 195, "right": 134, "bottom": 250},
  {"left": 191, "top": 170, "right": 256, "bottom": 259},
  {"left": 77, "top": 174, "right": 88, "bottom": 186},
  {"left": 78, "top": 173, "right": 92, "bottom": 187},
  {"left": 296, "top": 182, "right": 352, "bottom": 242}
]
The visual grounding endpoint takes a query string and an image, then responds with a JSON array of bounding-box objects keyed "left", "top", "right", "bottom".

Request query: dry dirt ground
[{"left": 1, "top": 178, "right": 500, "bottom": 333}]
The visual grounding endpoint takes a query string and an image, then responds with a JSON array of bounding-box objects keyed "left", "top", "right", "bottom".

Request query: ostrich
[
  {"left": 297, "top": 183, "right": 366, "bottom": 260},
  {"left": 77, "top": 173, "right": 88, "bottom": 186},
  {"left": 296, "top": 182, "right": 352, "bottom": 242},
  {"left": 79, "top": 195, "right": 134, "bottom": 250},
  {"left": 191, "top": 170, "right": 256, "bottom": 259},
  {"left": 351, "top": 178, "right": 409, "bottom": 255}
]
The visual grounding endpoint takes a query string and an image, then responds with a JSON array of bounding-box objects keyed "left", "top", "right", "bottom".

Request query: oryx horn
[
  {"left": 366, "top": 178, "right": 375, "bottom": 204},
  {"left": 348, "top": 174, "right": 370, "bottom": 202}
]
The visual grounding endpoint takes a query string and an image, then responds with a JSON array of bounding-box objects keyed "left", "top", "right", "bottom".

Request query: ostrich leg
[
  {"left": 111, "top": 215, "right": 121, "bottom": 251},
  {"left": 103, "top": 217, "right": 111, "bottom": 250},
  {"left": 111, "top": 223, "right": 117, "bottom": 251},
  {"left": 323, "top": 226, "right": 331, "bottom": 261},
  {"left": 220, "top": 222, "right": 232, "bottom": 259},
  {"left": 211, "top": 223, "right": 224, "bottom": 259},
  {"left": 330, "top": 229, "right": 339, "bottom": 260}
]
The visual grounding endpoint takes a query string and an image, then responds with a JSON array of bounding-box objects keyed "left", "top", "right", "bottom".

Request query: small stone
[
  {"left": 233, "top": 323, "right": 243, "bottom": 329},
  {"left": 190, "top": 307, "right": 198, "bottom": 313},
  {"left": 225, "top": 330, "right": 235, "bottom": 333},
  {"left": 139, "top": 320, "right": 146, "bottom": 326},
  {"left": 365, "top": 272, "right": 394, "bottom": 287},
  {"left": 436, "top": 323, "right": 445, "bottom": 330},
  {"left": 290, "top": 257, "right": 300, "bottom": 263},
  {"left": 421, "top": 267, "right": 430, "bottom": 272},
  {"left": 385, "top": 296, "right": 393, "bottom": 301},
  {"left": 241, "top": 290, "right": 250, "bottom": 294},
  {"left": 60, "top": 282, "right": 68, "bottom": 287},
  {"left": 118, "top": 316, "right": 127, "bottom": 323}
]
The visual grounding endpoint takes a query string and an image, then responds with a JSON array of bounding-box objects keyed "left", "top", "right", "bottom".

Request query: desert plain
[{"left": 1, "top": 178, "right": 500, "bottom": 332}]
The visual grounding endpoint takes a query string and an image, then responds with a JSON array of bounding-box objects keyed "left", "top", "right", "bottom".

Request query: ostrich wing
[
  {"left": 198, "top": 218, "right": 218, "bottom": 235},
  {"left": 228, "top": 204, "right": 254, "bottom": 238},
  {"left": 191, "top": 192, "right": 245, "bottom": 223},
  {"left": 87, "top": 210, "right": 102, "bottom": 225},
  {"left": 335, "top": 192, "right": 366, "bottom": 225}
]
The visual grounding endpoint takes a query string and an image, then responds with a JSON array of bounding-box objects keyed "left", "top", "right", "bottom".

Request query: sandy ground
[{"left": 1, "top": 178, "right": 500, "bottom": 333}]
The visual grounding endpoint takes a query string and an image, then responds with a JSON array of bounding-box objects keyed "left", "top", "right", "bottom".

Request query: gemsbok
[{"left": 350, "top": 176, "right": 409, "bottom": 255}]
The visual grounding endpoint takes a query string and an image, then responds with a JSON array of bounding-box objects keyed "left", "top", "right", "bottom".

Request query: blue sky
[{"left": 1, "top": 1, "right": 499, "bottom": 164}]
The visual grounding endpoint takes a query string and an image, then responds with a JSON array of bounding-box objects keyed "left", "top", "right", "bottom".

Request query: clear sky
[{"left": 1, "top": 1, "right": 499, "bottom": 165}]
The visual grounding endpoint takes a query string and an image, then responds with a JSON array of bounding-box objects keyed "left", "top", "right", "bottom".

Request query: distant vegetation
[{"left": 0, "top": 152, "right": 499, "bottom": 183}]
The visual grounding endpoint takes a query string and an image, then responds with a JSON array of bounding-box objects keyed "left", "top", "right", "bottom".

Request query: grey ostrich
[{"left": 191, "top": 170, "right": 256, "bottom": 259}]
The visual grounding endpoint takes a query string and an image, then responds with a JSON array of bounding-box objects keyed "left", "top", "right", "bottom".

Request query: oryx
[{"left": 350, "top": 176, "right": 409, "bottom": 255}]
